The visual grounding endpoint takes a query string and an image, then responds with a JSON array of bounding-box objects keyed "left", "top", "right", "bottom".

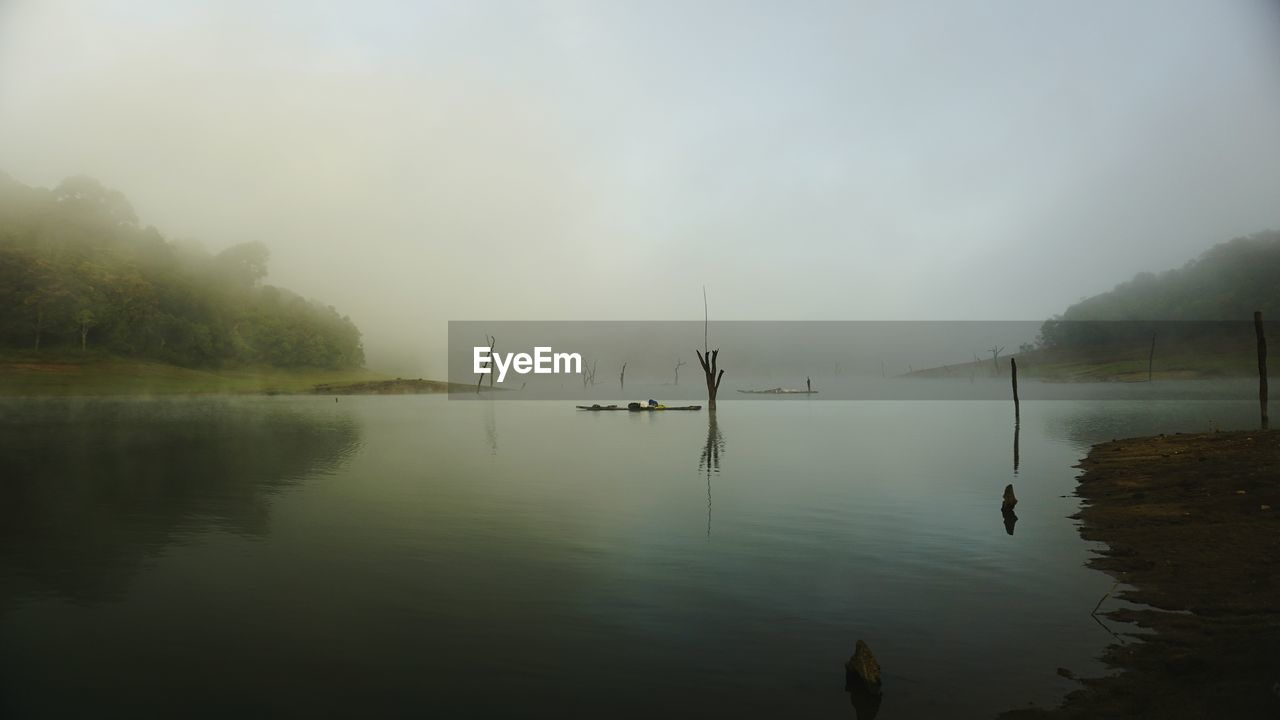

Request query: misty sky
[{"left": 2, "top": 1, "right": 1278, "bottom": 373}]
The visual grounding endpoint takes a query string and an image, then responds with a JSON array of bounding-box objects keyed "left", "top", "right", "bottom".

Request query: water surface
[{"left": 0, "top": 393, "right": 1260, "bottom": 718}]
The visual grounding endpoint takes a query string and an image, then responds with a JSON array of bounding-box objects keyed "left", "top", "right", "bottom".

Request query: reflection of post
[
  {"left": 698, "top": 414, "right": 725, "bottom": 539},
  {"left": 1010, "top": 357, "right": 1020, "bottom": 423},
  {"left": 1256, "top": 311, "right": 1269, "bottom": 430},
  {"left": 1001, "top": 484, "right": 1018, "bottom": 536},
  {"left": 1013, "top": 421, "right": 1020, "bottom": 475},
  {"left": 483, "top": 401, "right": 498, "bottom": 455}
]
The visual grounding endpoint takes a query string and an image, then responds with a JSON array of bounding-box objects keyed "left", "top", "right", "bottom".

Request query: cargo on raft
[{"left": 575, "top": 403, "right": 703, "bottom": 412}]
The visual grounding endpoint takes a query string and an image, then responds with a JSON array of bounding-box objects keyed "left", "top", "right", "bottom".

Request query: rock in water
[
  {"left": 1002, "top": 483, "right": 1018, "bottom": 512},
  {"left": 845, "top": 639, "right": 882, "bottom": 695}
]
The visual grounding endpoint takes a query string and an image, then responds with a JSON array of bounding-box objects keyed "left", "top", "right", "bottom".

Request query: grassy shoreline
[
  {"left": 0, "top": 358, "right": 444, "bottom": 396},
  {"left": 905, "top": 347, "right": 1258, "bottom": 383},
  {"left": 1002, "top": 429, "right": 1280, "bottom": 718}
]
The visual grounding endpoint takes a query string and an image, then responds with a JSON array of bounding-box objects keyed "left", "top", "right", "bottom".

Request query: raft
[
  {"left": 737, "top": 388, "right": 818, "bottom": 394},
  {"left": 576, "top": 404, "right": 703, "bottom": 412}
]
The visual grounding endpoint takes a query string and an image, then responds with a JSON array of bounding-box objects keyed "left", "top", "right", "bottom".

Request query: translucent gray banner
[{"left": 447, "top": 320, "right": 1270, "bottom": 401}]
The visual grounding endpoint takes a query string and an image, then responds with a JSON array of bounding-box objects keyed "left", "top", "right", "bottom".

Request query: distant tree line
[
  {"left": 1036, "top": 231, "right": 1280, "bottom": 351},
  {"left": 0, "top": 174, "right": 364, "bottom": 368}
]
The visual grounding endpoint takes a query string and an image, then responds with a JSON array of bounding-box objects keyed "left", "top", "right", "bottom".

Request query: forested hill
[
  {"left": 0, "top": 174, "right": 364, "bottom": 368},
  {"left": 1038, "top": 231, "right": 1280, "bottom": 350}
]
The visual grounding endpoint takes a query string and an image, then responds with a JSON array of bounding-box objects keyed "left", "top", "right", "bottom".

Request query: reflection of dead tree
[
  {"left": 476, "top": 334, "right": 495, "bottom": 394},
  {"left": 674, "top": 358, "right": 686, "bottom": 386},
  {"left": 619, "top": 362, "right": 627, "bottom": 390},
  {"left": 581, "top": 359, "right": 598, "bottom": 388},
  {"left": 989, "top": 345, "right": 1005, "bottom": 376},
  {"left": 698, "top": 413, "right": 725, "bottom": 539},
  {"left": 699, "top": 413, "right": 725, "bottom": 476}
]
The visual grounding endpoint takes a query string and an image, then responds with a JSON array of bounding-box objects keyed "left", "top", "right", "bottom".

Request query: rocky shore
[{"left": 1003, "top": 429, "right": 1280, "bottom": 718}]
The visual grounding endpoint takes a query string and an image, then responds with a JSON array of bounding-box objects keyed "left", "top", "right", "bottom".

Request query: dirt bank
[
  {"left": 312, "top": 378, "right": 483, "bottom": 394},
  {"left": 1002, "top": 429, "right": 1280, "bottom": 718}
]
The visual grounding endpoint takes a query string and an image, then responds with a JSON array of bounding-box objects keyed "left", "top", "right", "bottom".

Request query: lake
[{"left": 0, "top": 389, "right": 1262, "bottom": 718}]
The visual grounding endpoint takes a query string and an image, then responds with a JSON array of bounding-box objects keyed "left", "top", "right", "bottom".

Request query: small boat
[
  {"left": 575, "top": 403, "right": 702, "bottom": 412},
  {"left": 737, "top": 388, "right": 818, "bottom": 395}
]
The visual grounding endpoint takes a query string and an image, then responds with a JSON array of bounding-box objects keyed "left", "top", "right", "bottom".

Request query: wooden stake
[
  {"left": 1256, "top": 311, "right": 1269, "bottom": 430},
  {"left": 1010, "top": 357, "right": 1020, "bottom": 423},
  {"left": 1148, "top": 331, "right": 1156, "bottom": 383}
]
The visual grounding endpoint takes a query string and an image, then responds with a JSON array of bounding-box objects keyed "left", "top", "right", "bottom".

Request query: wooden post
[
  {"left": 619, "top": 362, "right": 626, "bottom": 390},
  {"left": 1256, "top": 311, "right": 1269, "bottom": 430},
  {"left": 1010, "top": 357, "right": 1020, "bottom": 423},
  {"left": 1147, "top": 331, "right": 1156, "bottom": 383}
]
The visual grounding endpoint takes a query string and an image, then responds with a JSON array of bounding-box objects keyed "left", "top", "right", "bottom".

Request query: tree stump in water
[
  {"left": 845, "top": 639, "right": 882, "bottom": 695},
  {"left": 1002, "top": 484, "right": 1018, "bottom": 513}
]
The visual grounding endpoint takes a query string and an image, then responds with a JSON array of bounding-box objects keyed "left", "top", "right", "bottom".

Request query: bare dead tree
[
  {"left": 697, "top": 349, "right": 724, "bottom": 411},
  {"left": 696, "top": 287, "right": 725, "bottom": 411},
  {"left": 674, "top": 358, "right": 687, "bottom": 386},
  {"left": 476, "top": 334, "right": 495, "bottom": 394},
  {"left": 619, "top": 362, "right": 627, "bottom": 390},
  {"left": 989, "top": 345, "right": 1005, "bottom": 376}
]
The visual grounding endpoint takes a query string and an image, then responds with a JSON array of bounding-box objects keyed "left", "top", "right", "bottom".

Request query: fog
[{"left": 2, "top": 0, "right": 1279, "bottom": 375}]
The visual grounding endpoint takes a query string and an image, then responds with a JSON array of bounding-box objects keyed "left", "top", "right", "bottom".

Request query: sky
[{"left": 1, "top": 0, "right": 1278, "bottom": 373}]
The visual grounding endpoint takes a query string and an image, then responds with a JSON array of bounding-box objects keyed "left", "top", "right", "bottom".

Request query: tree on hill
[
  {"left": 0, "top": 175, "right": 364, "bottom": 368},
  {"left": 1037, "top": 231, "right": 1280, "bottom": 352}
]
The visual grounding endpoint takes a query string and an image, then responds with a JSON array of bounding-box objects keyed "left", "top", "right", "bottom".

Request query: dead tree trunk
[
  {"left": 990, "top": 346, "right": 1005, "bottom": 376},
  {"left": 1256, "top": 311, "right": 1269, "bottom": 430},
  {"left": 696, "top": 349, "right": 724, "bottom": 411},
  {"left": 697, "top": 286, "right": 724, "bottom": 410},
  {"left": 476, "top": 334, "right": 495, "bottom": 394},
  {"left": 619, "top": 363, "right": 626, "bottom": 390},
  {"left": 674, "top": 359, "right": 686, "bottom": 386},
  {"left": 487, "top": 335, "right": 496, "bottom": 388},
  {"left": 1010, "top": 357, "right": 1020, "bottom": 423}
]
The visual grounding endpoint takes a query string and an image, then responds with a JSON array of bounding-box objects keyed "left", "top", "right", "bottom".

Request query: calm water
[{"left": 0, "top": 391, "right": 1261, "bottom": 718}]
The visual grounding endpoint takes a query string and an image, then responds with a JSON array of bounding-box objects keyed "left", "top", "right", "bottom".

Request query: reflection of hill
[
  {"left": 1047, "top": 400, "right": 1261, "bottom": 450},
  {"left": 0, "top": 399, "right": 362, "bottom": 605}
]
